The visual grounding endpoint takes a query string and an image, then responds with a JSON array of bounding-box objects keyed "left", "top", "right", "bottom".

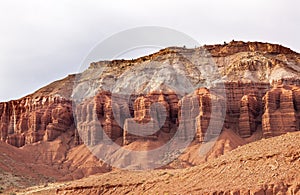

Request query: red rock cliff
[{"left": 1, "top": 42, "right": 300, "bottom": 148}]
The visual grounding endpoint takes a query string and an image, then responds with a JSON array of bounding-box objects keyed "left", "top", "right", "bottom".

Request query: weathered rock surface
[
  {"left": 1, "top": 41, "right": 300, "bottom": 149},
  {"left": 2, "top": 41, "right": 300, "bottom": 193},
  {"left": 124, "top": 93, "right": 162, "bottom": 145},
  {"left": 196, "top": 88, "right": 226, "bottom": 142},
  {"left": 0, "top": 96, "right": 73, "bottom": 147},
  {"left": 238, "top": 94, "right": 259, "bottom": 138},
  {"left": 205, "top": 40, "right": 295, "bottom": 57},
  {"left": 262, "top": 85, "right": 298, "bottom": 138},
  {"left": 75, "top": 91, "right": 125, "bottom": 145}
]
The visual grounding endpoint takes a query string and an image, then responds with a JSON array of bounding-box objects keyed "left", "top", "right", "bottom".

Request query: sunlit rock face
[
  {"left": 0, "top": 96, "right": 73, "bottom": 147},
  {"left": 2, "top": 41, "right": 300, "bottom": 148}
]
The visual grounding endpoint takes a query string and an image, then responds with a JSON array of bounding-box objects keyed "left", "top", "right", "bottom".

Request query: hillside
[{"left": 18, "top": 131, "right": 300, "bottom": 194}]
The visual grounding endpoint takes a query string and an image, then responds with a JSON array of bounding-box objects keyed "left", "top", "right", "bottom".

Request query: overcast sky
[{"left": 0, "top": 0, "right": 299, "bottom": 101}]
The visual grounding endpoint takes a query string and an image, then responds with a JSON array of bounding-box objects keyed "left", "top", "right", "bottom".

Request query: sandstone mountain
[{"left": 1, "top": 40, "right": 300, "bottom": 193}]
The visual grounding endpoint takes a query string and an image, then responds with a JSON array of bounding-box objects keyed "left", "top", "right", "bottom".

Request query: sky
[{"left": 0, "top": 0, "right": 299, "bottom": 101}]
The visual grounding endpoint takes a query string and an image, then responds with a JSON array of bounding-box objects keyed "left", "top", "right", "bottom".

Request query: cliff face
[
  {"left": 204, "top": 41, "right": 295, "bottom": 57},
  {"left": 1, "top": 41, "right": 300, "bottom": 149},
  {"left": 73, "top": 80, "right": 300, "bottom": 149},
  {"left": 3, "top": 82, "right": 300, "bottom": 148},
  {"left": 0, "top": 96, "right": 73, "bottom": 147},
  {"left": 262, "top": 84, "right": 300, "bottom": 138}
]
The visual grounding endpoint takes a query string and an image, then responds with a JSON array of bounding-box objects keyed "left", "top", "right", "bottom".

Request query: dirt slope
[
  {"left": 0, "top": 129, "right": 247, "bottom": 193},
  {"left": 15, "top": 131, "right": 300, "bottom": 195},
  {"left": 0, "top": 132, "right": 111, "bottom": 193}
]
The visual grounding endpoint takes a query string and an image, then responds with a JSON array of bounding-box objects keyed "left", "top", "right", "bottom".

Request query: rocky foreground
[{"left": 18, "top": 131, "right": 300, "bottom": 194}]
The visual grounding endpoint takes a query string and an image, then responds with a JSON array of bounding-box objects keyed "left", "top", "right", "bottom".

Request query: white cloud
[{"left": 0, "top": 0, "right": 299, "bottom": 101}]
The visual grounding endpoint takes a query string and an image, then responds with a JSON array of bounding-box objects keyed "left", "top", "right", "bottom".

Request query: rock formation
[
  {"left": 205, "top": 40, "right": 295, "bottom": 57},
  {"left": 0, "top": 96, "right": 73, "bottom": 147},
  {"left": 262, "top": 86, "right": 298, "bottom": 138},
  {"left": 238, "top": 94, "right": 259, "bottom": 137},
  {"left": 0, "top": 82, "right": 298, "bottom": 149},
  {"left": 2, "top": 41, "right": 300, "bottom": 193},
  {"left": 1, "top": 41, "right": 300, "bottom": 149}
]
